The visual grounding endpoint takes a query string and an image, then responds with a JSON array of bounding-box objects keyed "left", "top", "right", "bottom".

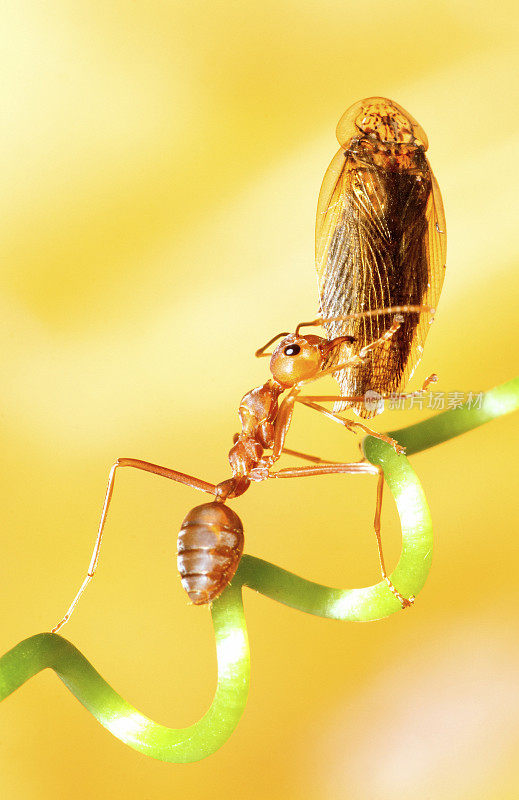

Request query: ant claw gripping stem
[
  {"left": 385, "top": 577, "right": 414, "bottom": 608},
  {"left": 388, "top": 437, "right": 406, "bottom": 455}
]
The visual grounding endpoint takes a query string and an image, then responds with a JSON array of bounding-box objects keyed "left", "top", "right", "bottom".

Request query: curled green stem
[
  {"left": 387, "top": 377, "right": 519, "bottom": 455},
  {"left": 0, "top": 590, "right": 248, "bottom": 764},
  {"left": 1, "top": 378, "right": 517, "bottom": 762}
]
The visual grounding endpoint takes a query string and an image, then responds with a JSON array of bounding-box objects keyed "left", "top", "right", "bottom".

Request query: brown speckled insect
[{"left": 52, "top": 97, "right": 446, "bottom": 632}]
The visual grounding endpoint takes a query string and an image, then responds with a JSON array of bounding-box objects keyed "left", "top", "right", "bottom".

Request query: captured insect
[{"left": 51, "top": 97, "right": 446, "bottom": 633}]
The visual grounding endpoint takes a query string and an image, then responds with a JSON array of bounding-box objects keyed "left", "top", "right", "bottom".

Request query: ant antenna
[{"left": 255, "top": 331, "right": 291, "bottom": 358}]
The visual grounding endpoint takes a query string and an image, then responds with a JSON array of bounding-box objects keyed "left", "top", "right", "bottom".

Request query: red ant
[{"left": 52, "top": 304, "right": 436, "bottom": 633}]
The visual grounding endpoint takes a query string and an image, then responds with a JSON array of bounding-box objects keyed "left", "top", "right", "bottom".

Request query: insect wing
[
  {"left": 412, "top": 171, "right": 446, "bottom": 380},
  {"left": 315, "top": 141, "right": 446, "bottom": 416}
]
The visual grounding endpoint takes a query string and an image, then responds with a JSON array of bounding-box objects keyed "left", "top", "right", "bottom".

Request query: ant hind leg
[
  {"left": 268, "top": 461, "right": 413, "bottom": 608},
  {"left": 51, "top": 459, "right": 218, "bottom": 633},
  {"left": 373, "top": 469, "right": 414, "bottom": 608}
]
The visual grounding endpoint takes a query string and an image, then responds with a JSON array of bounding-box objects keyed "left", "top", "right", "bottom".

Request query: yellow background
[{"left": 2, "top": 2, "right": 519, "bottom": 798}]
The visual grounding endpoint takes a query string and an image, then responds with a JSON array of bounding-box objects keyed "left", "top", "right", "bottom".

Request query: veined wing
[
  {"left": 411, "top": 172, "right": 446, "bottom": 380},
  {"left": 315, "top": 147, "right": 446, "bottom": 417}
]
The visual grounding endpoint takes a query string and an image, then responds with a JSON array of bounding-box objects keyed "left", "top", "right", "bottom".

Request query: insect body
[
  {"left": 316, "top": 97, "right": 446, "bottom": 416},
  {"left": 51, "top": 98, "right": 445, "bottom": 632}
]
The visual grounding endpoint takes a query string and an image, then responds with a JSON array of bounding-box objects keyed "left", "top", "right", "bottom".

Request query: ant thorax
[{"left": 228, "top": 380, "right": 284, "bottom": 477}]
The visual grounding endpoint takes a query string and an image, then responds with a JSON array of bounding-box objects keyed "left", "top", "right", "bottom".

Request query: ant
[{"left": 52, "top": 304, "right": 436, "bottom": 634}]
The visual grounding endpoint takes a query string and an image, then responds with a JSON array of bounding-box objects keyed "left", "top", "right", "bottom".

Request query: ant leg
[
  {"left": 299, "top": 315, "right": 403, "bottom": 384},
  {"left": 295, "top": 373, "right": 439, "bottom": 405},
  {"left": 318, "top": 303, "right": 433, "bottom": 329},
  {"left": 249, "top": 390, "right": 299, "bottom": 481},
  {"left": 269, "top": 461, "right": 379, "bottom": 477},
  {"left": 295, "top": 397, "right": 405, "bottom": 454},
  {"left": 384, "top": 372, "right": 439, "bottom": 401},
  {"left": 51, "top": 459, "right": 217, "bottom": 633},
  {"left": 282, "top": 446, "right": 338, "bottom": 464},
  {"left": 295, "top": 304, "right": 433, "bottom": 336},
  {"left": 373, "top": 470, "right": 414, "bottom": 607},
  {"left": 268, "top": 461, "right": 412, "bottom": 608},
  {"left": 270, "top": 392, "right": 298, "bottom": 459},
  {"left": 255, "top": 331, "right": 291, "bottom": 358}
]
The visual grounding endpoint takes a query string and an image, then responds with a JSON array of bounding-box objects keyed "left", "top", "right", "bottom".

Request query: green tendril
[
  {"left": 387, "top": 377, "right": 519, "bottom": 455},
  {"left": 1, "top": 378, "right": 518, "bottom": 763},
  {"left": 0, "top": 591, "right": 249, "bottom": 764}
]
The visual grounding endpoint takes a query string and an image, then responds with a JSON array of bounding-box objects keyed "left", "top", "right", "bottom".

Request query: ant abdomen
[{"left": 177, "top": 502, "right": 244, "bottom": 604}]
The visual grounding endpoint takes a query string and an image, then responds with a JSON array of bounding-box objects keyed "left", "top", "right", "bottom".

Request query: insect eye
[{"left": 283, "top": 344, "right": 301, "bottom": 357}]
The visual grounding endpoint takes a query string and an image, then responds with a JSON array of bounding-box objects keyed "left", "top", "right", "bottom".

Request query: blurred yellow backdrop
[{"left": 2, "top": 1, "right": 519, "bottom": 798}]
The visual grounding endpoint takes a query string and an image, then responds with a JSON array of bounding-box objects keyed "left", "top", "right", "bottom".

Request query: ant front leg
[
  {"left": 249, "top": 390, "right": 299, "bottom": 481},
  {"left": 292, "top": 316, "right": 408, "bottom": 454},
  {"left": 281, "top": 446, "right": 339, "bottom": 464},
  {"left": 51, "top": 459, "right": 219, "bottom": 633},
  {"left": 267, "top": 460, "right": 413, "bottom": 608},
  {"left": 295, "top": 304, "right": 433, "bottom": 336},
  {"left": 295, "top": 377, "right": 440, "bottom": 453},
  {"left": 313, "top": 314, "right": 405, "bottom": 382},
  {"left": 297, "top": 372, "right": 439, "bottom": 405},
  {"left": 295, "top": 397, "right": 405, "bottom": 455}
]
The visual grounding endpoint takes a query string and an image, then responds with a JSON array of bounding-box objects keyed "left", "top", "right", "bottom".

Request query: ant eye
[{"left": 283, "top": 344, "right": 301, "bottom": 356}]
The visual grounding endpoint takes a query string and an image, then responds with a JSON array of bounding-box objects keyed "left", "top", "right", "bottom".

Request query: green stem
[
  {"left": 387, "top": 377, "right": 519, "bottom": 455},
  {"left": 0, "top": 588, "right": 249, "bottom": 764},
  {"left": 238, "top": 440, "right": 431, "bottom": 621},
  {"left": 1, "top": 378, "right": 518, "bottom": 762}
]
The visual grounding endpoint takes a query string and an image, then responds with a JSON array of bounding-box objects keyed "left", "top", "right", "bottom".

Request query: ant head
[
  {"left": 257, "top": 325, "right": 356, "bottom": 388},
  {"left": 269, "top": 333, "right": 329, "bottom": 387}
]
